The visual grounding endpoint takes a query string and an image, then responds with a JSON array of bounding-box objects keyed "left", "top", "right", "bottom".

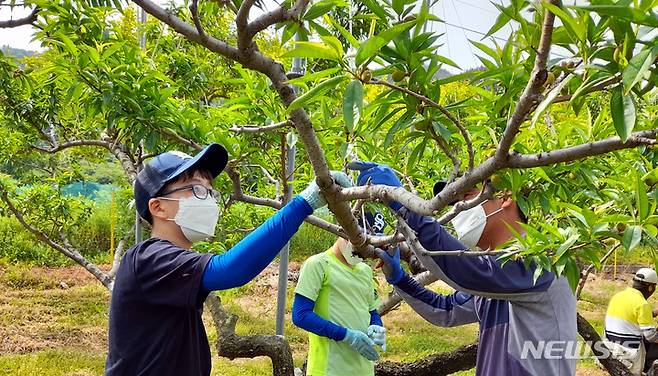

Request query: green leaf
[
  {"left": 303, "top": 0, "right": 346, "bottom": 20},
  {"left": 610, "top": 86, "right": 636, "bottom": 142},
  {"left": 325, "top": 16, "right": 359, "bottom": 49},
  {"left": 343, "top": 80, "right": 364, "bottom": 132},
  {"left": 543, "top": 3, "right": 586, "bottom": 42},
  {"left": 57, "top": 33, "right": 79, "bottom": 55},
  {"left": 355, "top": 21, "right": 415, "bottom": 67},
  {"left": 319, "top": 35, "right": 344, "bottom": 58},
  {"left": 564, "top": 258, "right": 580, "bottom": 292},
  {"left": 555, "top": 233, "right": 580, "bottom": 260},
  {"left": 360, "top": 0, "right": 390, "bottom": 22},
  {"left": 637, "top": 171, "right": 650, "bottom": 221},
  {"left": 470, "top": 40, "right": 500, "bottom": 64},
  {"left": 576, "top": 5, "right": 658, "bottom": 27},
  {"left": 622, "top": 45, "right": 658, "bottom": 95},
  {"left": 531, "top": 75, "right": 573, "bottom": 127},
  {"left": 622, "top": 225, "right": 642, "bottom": 251},
  {"left": 282, "top": 41, "right": 340, "bottom": 61},
  {"left": 100, "top": 42, "right": 125, "bottom": 60},
  {"left": 287, "top": 67, "right": 342, "bottom": 85},
  {"left": 486, "top": 4, "right": 512, "bottom": 37},
  {"left": 287, "top": 75, "right": 347, "bottom": 112}
]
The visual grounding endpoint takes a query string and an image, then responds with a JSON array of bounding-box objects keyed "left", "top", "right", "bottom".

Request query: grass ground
[{"left": 0, "top": 260, "right": 654, "bottom": 375}]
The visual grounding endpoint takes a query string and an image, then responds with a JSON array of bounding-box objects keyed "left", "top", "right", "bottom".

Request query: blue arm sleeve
[
  {"left": 394, "top": 273, "right": 478, "bottom": 327},
  {"left": 370, "top": 310, "right": 383, "bottom": 326},
  {"left": 292, "top": 294, "right": 347, "bottom": 341},
  {"left": 201, "top": 196, "right": 313, "bottom": 291},
  {"left": 400, "top": 208, "right": 555, "bottom": 299}
]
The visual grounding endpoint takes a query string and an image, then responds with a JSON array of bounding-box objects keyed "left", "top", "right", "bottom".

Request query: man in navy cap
[{"left": 105, "top": 143, "right": 351, "bottom": 376}]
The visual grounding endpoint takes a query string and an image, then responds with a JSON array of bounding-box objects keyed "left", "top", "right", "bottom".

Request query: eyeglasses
[{"left": 160, "top": 184, "right": 220, "bottom": 200}]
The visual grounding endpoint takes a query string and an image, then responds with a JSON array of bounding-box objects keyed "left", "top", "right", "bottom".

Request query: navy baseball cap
[
  {"left": 358, "top": 210, "right": 387, "bottom": 235},
  {"left": 134, "top": 143, "right": 228, "bottom": 222}
]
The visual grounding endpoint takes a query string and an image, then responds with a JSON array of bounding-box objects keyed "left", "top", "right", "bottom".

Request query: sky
[{"left": 0, "top": 0, "right": 569, "bottom": 72}]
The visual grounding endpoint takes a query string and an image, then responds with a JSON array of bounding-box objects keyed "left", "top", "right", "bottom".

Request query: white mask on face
[
  {"left": 450, "top": 200, "right": 503, "bottom": 249},
  {"left": 163, "top": 195, "right": 220, "bottom": 243},
  {"left": 341, "top": 242, "right": 364, "bottom": 266}
]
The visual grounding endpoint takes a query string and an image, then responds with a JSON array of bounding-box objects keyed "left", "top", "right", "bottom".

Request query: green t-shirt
[{"left": 295, "top": 249, "right": 381, "bottom": 376}]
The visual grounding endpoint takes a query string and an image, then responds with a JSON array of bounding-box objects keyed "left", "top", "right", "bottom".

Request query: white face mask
[
  {"left": 450, "top": 201, "right": 502, "bottom": 249},
  {"left": 341, "top": 242, "right": 364, "bottom": 266},
  {"left": 162, "top": 195, "right": 220, "bottom": 243}
]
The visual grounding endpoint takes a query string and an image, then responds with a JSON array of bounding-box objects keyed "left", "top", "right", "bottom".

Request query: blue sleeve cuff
[
  {"left": 370, "top": 310, "right": 383, "bottom": 326},
  {"left": 293, "top": 195, "right": 314, "bottom": 215},
  {"left": 292, "top": 294, "right": 347, "bottom": 341}
]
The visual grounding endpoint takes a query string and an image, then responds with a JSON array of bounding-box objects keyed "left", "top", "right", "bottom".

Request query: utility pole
[{"left": 275, "top": 35, "right": 304, "bottom": 337}]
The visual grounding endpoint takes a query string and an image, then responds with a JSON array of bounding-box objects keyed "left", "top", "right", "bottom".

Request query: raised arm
[
  {"left": 201, "top": 195, "right": 311, "bottom": 290},
  {"left": 401, "top": 208, "right": 555, "bottom": 300},
  {"left": 394, "top": 273, "right": 478, "bottom": 327},
  {"left": 201, "top": 171, "right": 352, "bottom": 291}
]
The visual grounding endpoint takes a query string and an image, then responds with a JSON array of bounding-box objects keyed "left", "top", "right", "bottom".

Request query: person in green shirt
[{"left": 292, "top": 211, "right": 387, "bottom": 376}]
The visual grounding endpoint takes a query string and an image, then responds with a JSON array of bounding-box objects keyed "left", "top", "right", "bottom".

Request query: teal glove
[
  {"left": 367, "top": 325, "right": 387, "bottom": 352},
  {"left": 299, "top": 171, "right": 352, "bottom": 210},
  {"left": 342, "top": 328, "right": 380, "bottom": 361}
]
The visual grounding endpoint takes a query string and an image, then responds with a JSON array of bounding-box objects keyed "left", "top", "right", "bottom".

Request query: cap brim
[
  {"left": 433, "top": 180, "right": 461, "bottom": 205},
  {"left": 165, "top": 143, "right": 228, "bottom": 184},
  {"left": 433, "top": 181, "right": 447, "bottom": 197}
]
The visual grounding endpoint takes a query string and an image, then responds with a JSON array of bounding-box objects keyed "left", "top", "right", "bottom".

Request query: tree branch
[
  {"left": 225, "top": 165, "right": 346, "bottom": 237},
  {"left": 0, "top": 6, "right": 38, "bottom": 28},
  {"left": 228, "top": 120, "right": 292, "bottom": 133},
  {"left": 108, "top": 230, "right": 134, "bottom": 279},
  {"left": 378, "top": 271, "right": 437, "bottom": 315},
  {"left": 189, "top": 0, "right": 206, "bottom": 38},
  {"left": 553, "top": 75, "right": 622, "bottom": 104},
  {"left": 434, "top": 182, "right": 493, "bottom": 224},
  {"left": 31, "top": 139, "right": 112, "bottom": 153},
  {"left": 495, "top": 0, "right": 559, "bottom": 159},
  {"left": 158, "top": 128, "right": 204, "bottom": 151},
  {"left": 508, "top": 129, "right": 658, "bottom": 168},
  {"left": 132, "top": 0, "right": 241, "bottom": 61},
  {"left": 576, "top": 243, "right": 619, "bottom": 300},
  {"left": 243, "top": 0, "right": 311, "bottom": 43}
]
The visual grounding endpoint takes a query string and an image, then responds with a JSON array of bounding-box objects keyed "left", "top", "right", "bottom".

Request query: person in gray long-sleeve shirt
[{"left": 349, "top": 161, "right": 576, "bottom": 376}]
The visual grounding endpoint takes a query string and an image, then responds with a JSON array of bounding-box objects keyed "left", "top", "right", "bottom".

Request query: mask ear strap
[
  {"left": 486, "top": 206, "right": 504, "bottom": 218},
  {"left": 158, "top": 197, "right": 180, "bottom": 202}
]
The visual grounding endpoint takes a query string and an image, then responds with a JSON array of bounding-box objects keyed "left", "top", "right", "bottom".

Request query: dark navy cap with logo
[
  {"left": 134, "top": 143, "right": 228, "bottom": 222},
  {"left": 359, "top": 210, "right": 387, "bottom": 236}
]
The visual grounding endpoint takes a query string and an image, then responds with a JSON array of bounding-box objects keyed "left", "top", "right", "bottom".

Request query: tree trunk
[
  {"left": 375, "top": 344, "right": 477, "bottom": 376},
  {"left": 205, "top": 293, "right": 295, "bottom": 376},
  {"left": 577, "top": 312, "right": 634, "bottom": 376}
]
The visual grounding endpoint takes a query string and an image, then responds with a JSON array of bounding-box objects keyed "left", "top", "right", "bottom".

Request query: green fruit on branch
[
  {"left": 613, "top": 46, "right": 621, "bottom": 63},
  {"left": 415, "top": 119, "right": 430, "bottom": 131},
  {"left": 392, "top": 69, "right": 406, "bottom": 82},
  {"left": 545, "top": 72, "right": 555, "bottom": 86},
  {"left": 360, "top": 69, "right": 372, "bottom": 83}
]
